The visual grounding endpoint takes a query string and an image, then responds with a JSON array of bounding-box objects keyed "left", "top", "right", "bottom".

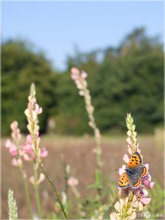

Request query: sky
[{"left": 2, "top": 1, "right": 164, "bottom": 70}]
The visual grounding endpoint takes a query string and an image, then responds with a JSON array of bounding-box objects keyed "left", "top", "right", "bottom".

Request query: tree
[
  {"left": 59, "top": 28, "right": 163, "bottom": 134},
  {"left": 92, "top": 28, "right": 164, "bottom": 133},
  {"left": 2, "top": 28, "right": 163, "bottom": 135},
  {"left": 2, "top": 39, "right": 57, "bottom": 135}
]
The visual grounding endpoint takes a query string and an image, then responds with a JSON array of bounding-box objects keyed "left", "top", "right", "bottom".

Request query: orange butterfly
[{"left": 118, "top": 152, "right": 148, "bottom": 189}]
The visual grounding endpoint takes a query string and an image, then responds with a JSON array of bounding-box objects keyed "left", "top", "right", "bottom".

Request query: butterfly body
[{"left": 118, "top": 152, "right": 148, "bottom": 189}]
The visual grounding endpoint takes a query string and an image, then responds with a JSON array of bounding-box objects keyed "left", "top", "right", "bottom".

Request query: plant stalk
[
  {"left": 19, "top": 168, "right": 33, "bottom": 219},
  {"left": 39, "top": 163, "right": 69, "bottom": 219},
  {"left": 34, "top": 164, "right": 42, "bottom": 218}
]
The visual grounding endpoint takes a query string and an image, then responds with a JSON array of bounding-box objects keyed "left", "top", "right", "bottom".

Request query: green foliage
[
  {"left": 148, "top": 181, "right": 165, "bottom": 218},
  {"left": 62, "top": 28, "right": 164, "bottom": 134},
  {"left": 2, "top": 28, "right": 164, "bottom": 135},
  {"left": 8, "top": 189, "right": 18, "bottom": 220},
  {"left": 2, "top": 39, "right": 57, "bottom": 135},
  {"left": 55, "top": 72, "right": 90, "bottom": 134},
  {"left": 5, "top": 73, "right": 163, "bottom": 219},
  {"left": 70, "top": 175, "right": 117, "bottom": 219}
]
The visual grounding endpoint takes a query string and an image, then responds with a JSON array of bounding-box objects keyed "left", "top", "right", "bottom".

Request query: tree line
[{"left": 2, "top": 28, "right": 164, "bottom": 135}]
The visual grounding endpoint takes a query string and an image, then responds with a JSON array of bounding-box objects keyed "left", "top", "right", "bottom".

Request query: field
[{"left": 1, "top": 133, "right": 164, "bottom": 219}]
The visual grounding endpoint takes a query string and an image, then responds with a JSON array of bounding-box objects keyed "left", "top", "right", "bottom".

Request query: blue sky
[{"left": 2, "top": 1, "right": 164, "bottom": 70}]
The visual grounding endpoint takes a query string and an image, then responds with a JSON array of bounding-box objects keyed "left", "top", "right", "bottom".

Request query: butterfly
[{"left": 118, "top": 152, "right": 148, "bottom": 189}]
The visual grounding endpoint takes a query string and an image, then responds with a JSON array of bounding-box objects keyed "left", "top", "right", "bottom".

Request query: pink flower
[
  {"left": 26, "top": 134, "right": 33, "bottom": 143},
  {"left": 81, "top": 71, "right": 88, "bottom": 79},
  {"left": 127, "top": 147, "right": 134, "bottom": 156},
  {"left": 67, "top": 176, "right": 79, "bottom": 187},
  {"left": 22, "top": 135, "right": 35, "bottom": 160},
  {"left": 142, "top": 189, "right": 148, "bottom": 197},
  {"left": 38, "top": 173, "right": 45, "bottom": 184},
  {"left": 35, "top": 104, "right": 42, "bottom": 114},
  {"left": 119, "top": 165, "right": 126, "bottom": 175},
  {"left": 12, "top": 158, "right": 22, "bottom": 167},
  {"left": 5, "top": 139, "right": 13, "bottom": 148},
  {"left": 142, "top": 179, "right": 155, "bottom": 189},
  {"left": 25, "top": 84, "right": 43, "bottom": 139},
  {"left": 71, "top": 67, "right": 80, "bottom": 80},
  {"left": 29, "top": 173, "right": 45, "bottom": 185},
  {"left": 145, "top": 163, "right": 149, "bottom": 170},
  {"left": 71, "top": 67, "right": 79, "bottom": 75},
  {"left": 10, "top": 121, "right": 22, "bottom": 142},
  {"left": 10, "top": 121, "right": 18, "bottom": 130},
  {"left": 22, "top": 135, "right": 48, "bottom": 161},
  {"left": 112, "top": 114, "right": 154, "bottom": 219},
  {"left": 24, "top": 143, "right": 33, "bottom": 154},
  {"left": 140, "top": 197, "right": 151, "bottom": 205},
  {"left": 134, "top": 188, "right": 146, "bottom": 198},
  {"left": 5, "top": 140, "right": 17, "bottom": 156},
  {"left": 40, "top": 148, "right": 48, "bottom": 157},
  {"left": 123, "top": 154, "right": 129, "bottom": 163},
  {"left": 9, "top": 145, "right": 17, "bottom": 156},
  {"left": 29, "top": 176, "right": 35, "bottom": 184}
]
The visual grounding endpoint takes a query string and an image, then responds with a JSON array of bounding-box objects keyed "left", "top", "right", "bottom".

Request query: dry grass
[{"left": 1, "top": 134, "right": 164, "bottom": 219}]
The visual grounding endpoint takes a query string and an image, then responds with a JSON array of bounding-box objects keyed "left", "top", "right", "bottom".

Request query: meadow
[
  {"left": 2, "top": 132, "right": 164, "bottom": 219},
  {"left": 2, "top": 72, "right": 164, "bottom": 219},
  {"left": 1, "top": 35, "right": 164, "bottom": 218}
]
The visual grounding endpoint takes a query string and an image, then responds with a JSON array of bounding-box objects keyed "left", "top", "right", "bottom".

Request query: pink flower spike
[
  {"left": 41, "top": 148, "right": 48, "bottom": 157},
  {"left": 123, "top": 154, "right": 129, "bottom": 163},
  {"left": 140, "top": 198, "right": 151, "bottom": 205}
]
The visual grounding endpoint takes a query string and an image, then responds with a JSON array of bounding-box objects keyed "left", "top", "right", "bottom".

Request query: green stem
[
  {"left": 14, "top": 141, "right": 33, "bottom": 218},
  {"left": 64, "top": 163, "right": 69, "bottom": 198},
  {"left": 20, "top": 168, "right": 33, "bottom": 218},
  {"left": 39, "top": 163, "right": 69, "bottom": 219},
  {"left": 34, "top": 164, "right": 42, "bottom": 218}
]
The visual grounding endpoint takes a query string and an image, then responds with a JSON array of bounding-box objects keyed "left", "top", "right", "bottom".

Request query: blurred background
[{"left": 1, "top": 1, "right": 164, "bottom": 219}]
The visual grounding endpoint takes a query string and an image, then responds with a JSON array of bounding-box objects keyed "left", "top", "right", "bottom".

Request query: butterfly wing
[
  {"left": 118, "top": 172, "right": 130, "bottom": 188},
  {"left": 126, "top": 168, "right": 142, "bottom": 189},
  {"left": 141, "top": 166, "right": 148, "bottom": 178},
  {"left": 135, "top": 165, "right": 148, "bottom": 178},
  {"left": 119, "top": 152, "right": 146, "bottom": 189},
  {"left": 131, "top": 177, "right": 142, "bottom": 188},
  {"left": 127, "top": 152, "right": 142, "bottom": 169}
]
